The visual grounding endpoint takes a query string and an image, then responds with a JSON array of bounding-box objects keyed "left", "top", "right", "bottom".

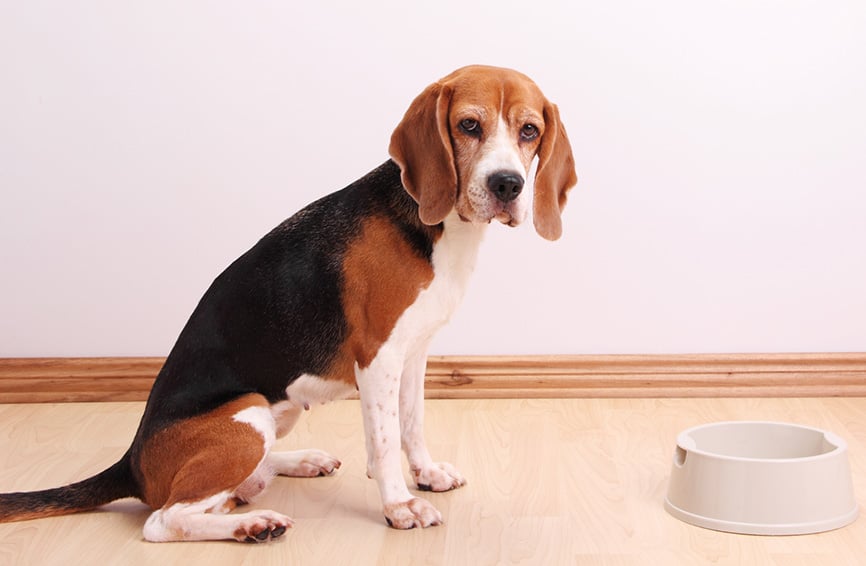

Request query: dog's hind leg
[
  {"left": 267, "top": 450, "right": 341, "bottom": 477},
  {"left": 266, "top": 400, "right": 342, "bottom": 478},
  {"left": 136, "top": 393, "right": 292, "bottom": 543},
  {"left": 270, "top": 401, "right": 304, "bottom": 438},
  {"left": 143, "top": 491, "right": 293, "bottom": 543}
]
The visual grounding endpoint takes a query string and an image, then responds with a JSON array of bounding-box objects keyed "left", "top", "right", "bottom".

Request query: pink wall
[{"left": 2, "top": 1, "right": 864, "bottom": 356}]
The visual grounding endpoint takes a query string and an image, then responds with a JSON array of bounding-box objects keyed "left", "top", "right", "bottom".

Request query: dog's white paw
[
  {"left": 233, "top": 510, "right": 294, "bottom": 543},
  {"left": 383, "top": 497, "right": 443, "bottom": 529},
  {"left": 268, "top": 449, "right": 342, "bottom": 477},
  {"left": 412, "top": 462, "right": 466, "bottom": 492}
]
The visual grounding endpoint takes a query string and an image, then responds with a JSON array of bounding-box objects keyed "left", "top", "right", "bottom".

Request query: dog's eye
[
  {"left": 520, "top": 123, "right": 539, "bottom": 141},
  {"left": 459, "top": 118, "right": 481, "bottom": 136}
]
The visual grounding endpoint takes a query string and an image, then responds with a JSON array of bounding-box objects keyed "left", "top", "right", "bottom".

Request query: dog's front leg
[
  {"left": 400, "top": 349, "right": 466, "bottom": 492},
  {"left": 356, "top": 357, "right": 443, "bottom": 529}
]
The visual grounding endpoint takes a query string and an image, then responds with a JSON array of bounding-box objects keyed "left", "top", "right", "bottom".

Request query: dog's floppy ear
[
  {"left": 533, "top": 101, "right": 577, "bottom": 241},
  {"left": 389, "top": 82, "right": 457, "bottom": 225}
]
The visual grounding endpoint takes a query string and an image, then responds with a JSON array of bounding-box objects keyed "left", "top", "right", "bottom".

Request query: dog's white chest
[{"left": 391, "top": 213, "right": 487, "bottom": 353}]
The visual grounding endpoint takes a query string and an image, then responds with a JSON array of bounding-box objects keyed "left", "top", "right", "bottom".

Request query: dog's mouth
[
  {"left": 456, "top": 203, "right": 525, "bottom": 228},
  {"left": 494, "top": 210, "right": 519, "bottom": 227}
]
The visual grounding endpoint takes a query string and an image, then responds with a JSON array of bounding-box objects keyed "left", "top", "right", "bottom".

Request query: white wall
[{"left": 2, "top": 1, "right": 864, "bottom": 357}]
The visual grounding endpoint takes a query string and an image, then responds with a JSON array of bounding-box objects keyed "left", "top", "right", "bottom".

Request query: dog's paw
[
  {"left": 268, "top": 449, "right": 342, "bottom": 477},
  {"left": 383, "top": 497, "right": 443, "bottom": 529},
  {"left": 233, "top": 510, "right": 293, "bottom": 543},
  {"left": 413, "top": 462, "right": 466, "bottom": 492}
]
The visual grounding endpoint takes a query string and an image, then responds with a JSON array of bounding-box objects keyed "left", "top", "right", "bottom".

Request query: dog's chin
[
  {"left": 455, "top": 200, "right": 526, "bottom": 228},
  {"left": 494, "top": 210, "right": 524, "bottom": 228},
  {"left": 457, "top": 209, "right": 521, "bottom": 227}
]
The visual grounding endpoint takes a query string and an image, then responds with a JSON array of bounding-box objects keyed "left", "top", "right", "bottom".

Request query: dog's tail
[{"left": 0, "top": 452, "right": 139, "bottom": 523}]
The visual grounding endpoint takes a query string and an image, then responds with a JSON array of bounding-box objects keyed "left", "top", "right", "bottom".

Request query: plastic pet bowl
[{"left": 664, "top": 421, "right": 858, "bottom": 535}]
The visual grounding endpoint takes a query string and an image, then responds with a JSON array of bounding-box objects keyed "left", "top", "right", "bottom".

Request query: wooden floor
[{"left": 0, "top": 397, "right": 864, "bottom": 565}]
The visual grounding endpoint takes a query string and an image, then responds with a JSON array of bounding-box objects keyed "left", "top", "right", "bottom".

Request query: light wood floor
[{"left": 1, "top": 398, "right": 864, "bottom": 565}]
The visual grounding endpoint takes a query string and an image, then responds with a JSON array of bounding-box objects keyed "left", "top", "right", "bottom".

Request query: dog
[{"left": 0, "top": 65, "right": 576, "bottom": 542}]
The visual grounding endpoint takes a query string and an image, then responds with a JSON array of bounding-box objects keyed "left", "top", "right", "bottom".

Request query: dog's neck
[
  {"left": 423, "top": 212, "right": 487, "bottom": 325},
  {"left": 374, "top": 159, "right": 488, "bottom": 283},
  {"left": 437, "top": 211, "right": 486, "bottom": 277}
]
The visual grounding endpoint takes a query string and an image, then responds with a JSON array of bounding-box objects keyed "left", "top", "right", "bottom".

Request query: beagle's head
[{"left": 389, "top": 65, "right": 577, "bottom": 241}]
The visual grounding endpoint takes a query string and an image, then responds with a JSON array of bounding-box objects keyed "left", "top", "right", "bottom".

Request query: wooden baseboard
[
  {"left": 425, "top": 353, "right": 866, "bottom": 399},
  {"left": 1, "top": 353, "right": 865, "bottom": 403}
]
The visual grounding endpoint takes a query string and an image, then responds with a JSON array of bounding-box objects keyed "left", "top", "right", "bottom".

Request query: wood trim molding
[
  {"left": 425, "top": 353, "right": 866, "bottom": 399},
  {"left": 0, "top": 357, "right": 161, "bottom": 403},
  {"left": 1, "top": 353, "right": 865, "bottom": 403}
]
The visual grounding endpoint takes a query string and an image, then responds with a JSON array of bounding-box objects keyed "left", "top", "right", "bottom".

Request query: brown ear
[
  {"left": 533, "top": 101, "right": 577, "bottom": 241},
  {"left": 388, "top": 82, "right": 457, "bottom": 225}
]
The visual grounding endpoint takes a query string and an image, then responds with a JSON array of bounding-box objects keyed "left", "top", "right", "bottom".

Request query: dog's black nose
[{"left": 488, "top": 171, "right": 524, "bottom": 203}]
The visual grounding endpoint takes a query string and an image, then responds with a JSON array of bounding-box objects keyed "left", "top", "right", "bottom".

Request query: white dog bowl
[{"left": 664, "top": 421, "right": 858, "bottom": 535}]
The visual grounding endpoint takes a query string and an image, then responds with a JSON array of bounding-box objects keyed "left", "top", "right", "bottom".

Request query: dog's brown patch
[
  {"left": 323, "top": 215, "right": 437, "bottom": 384},
  {"left": 136, "top": 394, "right": 270, "bottom": 509}
]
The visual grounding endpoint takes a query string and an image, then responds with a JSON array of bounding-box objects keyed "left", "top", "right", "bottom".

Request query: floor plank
[{"left": 0, "top": 398, "right": 864, "bottom": 565}]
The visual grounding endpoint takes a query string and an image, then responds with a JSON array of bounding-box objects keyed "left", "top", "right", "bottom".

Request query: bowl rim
[{"left": 675, "top": 420, "right": 848, "bottom": 464}]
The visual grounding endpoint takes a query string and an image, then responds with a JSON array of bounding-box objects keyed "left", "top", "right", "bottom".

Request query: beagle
[{"left": 0, "top": 65, "right": 577, "bottom": 542}]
